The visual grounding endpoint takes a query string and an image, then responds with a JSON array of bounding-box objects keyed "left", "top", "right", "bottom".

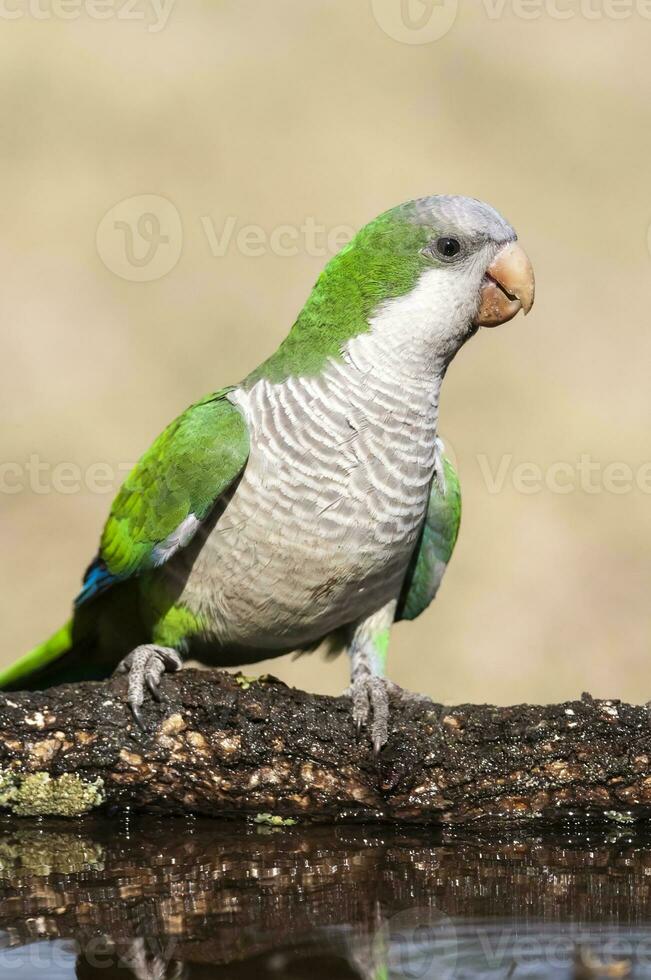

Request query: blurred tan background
[{"left": 1, "top": 0, "right": 650, "bottom": 705}]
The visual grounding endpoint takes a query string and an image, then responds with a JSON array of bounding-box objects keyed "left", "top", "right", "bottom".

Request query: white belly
[{"left": 167, "top": 350, "right": 440, "bottom": 651}]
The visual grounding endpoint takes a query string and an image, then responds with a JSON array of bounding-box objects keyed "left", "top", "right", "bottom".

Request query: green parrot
[{"left": 0, "top": 195, "right": 534, "bottom": 749}]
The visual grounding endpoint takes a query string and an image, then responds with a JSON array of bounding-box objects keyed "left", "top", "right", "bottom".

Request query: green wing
[
  {"left": 396, "top": 456, "right": 461, "bottom": 622},
  {"left": 77, "top": 388, "right": 249, "bottom": 604}
]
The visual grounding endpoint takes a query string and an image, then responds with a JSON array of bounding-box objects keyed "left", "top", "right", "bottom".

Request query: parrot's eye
[{"left": 436, "top": 237, "right": 461, "bottom": 258}]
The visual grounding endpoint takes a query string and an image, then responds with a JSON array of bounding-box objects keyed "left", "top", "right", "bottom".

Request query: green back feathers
[
  {"left": 100, "top": 203, "right": 432, "bottom": 583},
  {"left": 397, "top": 457, "right": 461, "bottom": 622},
  {"left": 245, "top": 204, "right": 431, "bottom": 387},
  {"left": 100, "top": 390, "right": 249, "bottom": 579}
]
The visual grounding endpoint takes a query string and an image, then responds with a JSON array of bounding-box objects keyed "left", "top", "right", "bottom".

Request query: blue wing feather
[{"left": 75, "top": 558, "right": 120, "bottom": 607}]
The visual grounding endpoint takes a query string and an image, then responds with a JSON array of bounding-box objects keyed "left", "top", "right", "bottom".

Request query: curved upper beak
[{"left": 473, "top": 241, "right": 535, "bottom": 328}]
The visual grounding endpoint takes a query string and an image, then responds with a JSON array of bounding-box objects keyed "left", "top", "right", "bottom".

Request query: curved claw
[{"left": 130, "top": 701, "right": 147, "bottom": 730}]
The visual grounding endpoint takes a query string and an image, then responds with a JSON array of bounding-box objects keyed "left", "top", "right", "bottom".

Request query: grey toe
[
  {"left": 115, "top": 645, "right": 183, "bottom": 726},
  {"left": 350, "top": 675, "right": 390, "bottom": 752}
]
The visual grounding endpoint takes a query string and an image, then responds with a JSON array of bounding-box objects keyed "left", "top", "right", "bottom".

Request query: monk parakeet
[{"left": 1, "top": 195, "right": 534, "bottom": 749}]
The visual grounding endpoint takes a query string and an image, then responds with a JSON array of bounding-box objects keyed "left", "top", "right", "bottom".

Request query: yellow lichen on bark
[{"left": 0, "top": 768, "right": 105, "bottom": 816}]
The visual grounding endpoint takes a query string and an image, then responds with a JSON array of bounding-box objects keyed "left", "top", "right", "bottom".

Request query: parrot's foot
[
  {"left": 115, "top": 645, "right": 183, "bottom": 728},
  {"left": 348, "top": 679, "right": 435, "bottom": 753},
  {"left": 349, "top": 675, "right": 391, "bottom": 754}
]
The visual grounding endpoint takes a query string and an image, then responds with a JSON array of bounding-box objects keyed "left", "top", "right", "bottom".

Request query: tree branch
[{"left": 0, "top": 669, "right": 649, "bottom": 823}]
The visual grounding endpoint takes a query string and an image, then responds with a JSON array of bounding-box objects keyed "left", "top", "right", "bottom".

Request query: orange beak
[{"left": 473, "top": 241, "right": 535, "bottom": 328}]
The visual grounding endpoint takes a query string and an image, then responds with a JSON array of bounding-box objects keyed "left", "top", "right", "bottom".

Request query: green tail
[
  {"left": 0, "top": 614, "right": 120, "bottom": 691},
  {"left": 0, "top": 621, "right": 78, "bottom": 691},
  {"left": 0, "top": 584, "right": 151, "bottom": 692},
  {"left": 0, "top": 609, "right": 111, "bottom": 692}
]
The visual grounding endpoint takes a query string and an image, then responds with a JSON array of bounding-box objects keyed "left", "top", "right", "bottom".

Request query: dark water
[{"left": 0, "top": 816, "right": 649, "bottom": 978}]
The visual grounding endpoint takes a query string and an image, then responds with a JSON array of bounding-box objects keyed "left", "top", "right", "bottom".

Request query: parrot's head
[
  {"left": 258, "top": 195, "right": 534, "bottom": 386},
  {"left": 302, "top": 194, "right": 535, "bottom": 372},
  {"left": 398, "top": 194, "right": 535, "bottom": 330}
]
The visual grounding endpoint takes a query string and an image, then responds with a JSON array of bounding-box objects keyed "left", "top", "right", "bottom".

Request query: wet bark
[{"left": 0, "top": 668, "right": 650, "bottom": 824}]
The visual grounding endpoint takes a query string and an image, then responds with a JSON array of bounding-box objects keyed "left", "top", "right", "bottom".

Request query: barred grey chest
[{"left": 172, "top": 330, "right": 442, "bottom": 652}]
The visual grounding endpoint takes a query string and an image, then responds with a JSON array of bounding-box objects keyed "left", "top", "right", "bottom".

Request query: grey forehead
[{"left": 409, "top": 195, "right": 516, "bottom": 243}]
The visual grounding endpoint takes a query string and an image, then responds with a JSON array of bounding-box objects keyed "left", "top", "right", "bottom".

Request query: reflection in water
[{"left": 0, "top": 817, "right": 649, "bottom": 978}]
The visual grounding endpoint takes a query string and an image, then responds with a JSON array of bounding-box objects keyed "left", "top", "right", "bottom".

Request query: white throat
[{"left": 342, "top": 264, "right": 481, "bottom": 416}]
